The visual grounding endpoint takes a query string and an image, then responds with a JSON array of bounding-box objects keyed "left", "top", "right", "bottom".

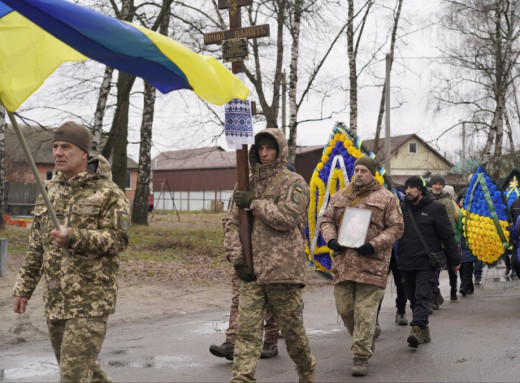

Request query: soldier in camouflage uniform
[
  {"left": 320, "top": 156, "right": 404, "bottom": 377},
  {"left": 226, "top": 128, "right": 316, "bottom": 383},
  {"left": 209, "top": 270, "right": 280, "bottom": 360},
  {"left": 12, "top": 121, "right": 130, "bottom": 383}
]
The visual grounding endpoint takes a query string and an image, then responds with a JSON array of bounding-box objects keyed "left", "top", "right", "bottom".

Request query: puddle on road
[
  {"left": 307, "top": 328, "right": 341, "bottom": 335},
  {"left": 190, "top": 320, "right": 228, "bottom": 335},
  {"left": 108, "top": 355, "right": 202, "bottom": 369},
  {"left": 0, "top": 358, "right": 58, "bottom": 381},
  {"left": 1, "top": 354, "right": 200, "bottom": 381}
]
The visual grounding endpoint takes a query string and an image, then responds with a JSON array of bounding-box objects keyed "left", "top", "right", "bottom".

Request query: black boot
[
  {"left": 209, "top": 342, "right": 234, "bottom": 360},
  {"left": 260, "top": 342, "right": 278, "bottom": 359},
  {"left": 450, "top": 288, "right": 457, "bottom": 302}
]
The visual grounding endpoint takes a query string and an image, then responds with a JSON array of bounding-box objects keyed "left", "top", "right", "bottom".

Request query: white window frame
[{"left": 408, "top": 142, "right": 417, "bottom": 154}]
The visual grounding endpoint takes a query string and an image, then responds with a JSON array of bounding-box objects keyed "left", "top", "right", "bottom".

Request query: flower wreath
[
  {"left": 461, "top": 167, "right": 509, "bottom": 264},
  {"left": 500, "top": 169, "right": 520, "bottom": 208},
  {"left": 305, "top": 122, "right": 391, "bottom": 277}
]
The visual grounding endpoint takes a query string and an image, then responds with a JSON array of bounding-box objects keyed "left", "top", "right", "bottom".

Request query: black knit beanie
[
  {"left": 404, "top": 176, "right": 426, "bottom": 190},
  {"left": 430, "top": 174, "right": 446, "bottom": 186}
]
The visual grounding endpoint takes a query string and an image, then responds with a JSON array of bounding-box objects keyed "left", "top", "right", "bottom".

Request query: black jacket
[{"left": 397, "top": 192, "right": 461, "bottom": 270}]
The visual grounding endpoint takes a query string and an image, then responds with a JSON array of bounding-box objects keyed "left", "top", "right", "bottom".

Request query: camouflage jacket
[
  {"left": 12, "top": 155, "right": 130, "bottom": 320},
  {"left": 224, "top": 128, "right": 310, "bottom": 285},
  {"left": 320, "top": 179, "right": 404, "bottom": 288},
  {"left": 433, "top": 189, "right": 455, "bottom": 227}
]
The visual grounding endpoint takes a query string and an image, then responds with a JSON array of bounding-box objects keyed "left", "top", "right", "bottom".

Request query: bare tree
[
  {"left": 372, "top": 0, "right": 404, "bottom": 155},
  {"left": 91, "top": 66, "right": 114, "bottom": 155},
  {"left": 436, "top": 0, "right": 520, "bottom": 179},
  {"left": 132, "top": 0, "right": 172, "bottom": 225},
  {"left": 166, "top": 1, "right": 350, "bottom": 159},
  {"left": 346, "top": 1, "right": 375, "bottom": 137}
]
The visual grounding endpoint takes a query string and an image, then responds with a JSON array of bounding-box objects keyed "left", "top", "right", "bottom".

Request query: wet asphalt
[{"left": 1, "top": 269, "right": 520, "bottom": 383}]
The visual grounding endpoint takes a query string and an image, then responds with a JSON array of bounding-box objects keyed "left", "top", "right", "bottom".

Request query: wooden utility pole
[{"left": 204, "top": 0, "right": 269, "bottom": 272}]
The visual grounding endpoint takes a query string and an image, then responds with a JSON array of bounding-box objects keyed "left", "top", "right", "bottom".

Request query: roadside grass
[
  {"left": 123, "top": 225, "right": 225, "bottom": 262},
  {"left": 2, "top": 212, "right": 232, "bottom": 284}
]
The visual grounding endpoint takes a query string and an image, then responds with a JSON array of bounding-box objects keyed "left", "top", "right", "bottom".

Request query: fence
[
  {"left": 153, "top": 189, "right": 233, "bottom": 212},
  {"left": 5, "top": 182, "right": 39, "bottom": 215}
]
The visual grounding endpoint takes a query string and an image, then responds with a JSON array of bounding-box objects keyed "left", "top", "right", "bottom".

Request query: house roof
[
  {"left": 363, "top": 134, "right": 454, "bottom": 168},
  {"left": 6, "top": 124, "right": 138, "bottom": 168},
  {"left": 448, "top": 159, "right": 481, "bottom": 174},
  {"left": 152, "top": 147, "right": 237, "bottom": 171}
]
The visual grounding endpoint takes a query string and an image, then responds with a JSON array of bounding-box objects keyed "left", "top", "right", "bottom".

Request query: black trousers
[
  {"left": 402, "top": 269, "right": 436, "bottom": 329},
  {"left": 459, "top": 262, "right": 474, "bottom": 292},
  {"left": 376, "top": 252, "right": 408, "bottom": 322},
  {"left": 389, "top": 253, "right": 407, "bottom": 314}
]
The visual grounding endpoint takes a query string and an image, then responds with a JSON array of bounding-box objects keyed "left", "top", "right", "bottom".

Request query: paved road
[{"left": 2, "top": 270, "right": 520, "bottom": 382}]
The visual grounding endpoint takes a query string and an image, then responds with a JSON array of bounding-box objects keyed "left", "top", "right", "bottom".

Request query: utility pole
[
  {"left": 204, "top": 1, "right": 269, "bottom": 272},
  {"left": 384, "top": 53, "right": 392, "bottom": 174}
]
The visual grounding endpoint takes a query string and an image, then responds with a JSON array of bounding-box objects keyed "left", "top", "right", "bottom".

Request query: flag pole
[{"left": 6, "top": 112, "right": 63, "bottom": 233}]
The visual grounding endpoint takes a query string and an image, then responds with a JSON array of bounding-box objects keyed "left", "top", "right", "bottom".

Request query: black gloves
[
  {"left": 328, "top": 239, "right": 346, "bottom": 252},
  {"left": 328, "top": 239, "right": 374, "bottom": 256},
  {"left": 234, "top": 261, "right": 257, "bottom": 282},
  {"left": 356, "top": 243, "right": 375, "bottom": 256},
  {"left": 234, "top": 190, "right": 255, "bottom": 209}
]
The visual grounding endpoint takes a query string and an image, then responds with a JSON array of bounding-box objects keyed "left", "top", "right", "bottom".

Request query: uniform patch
[
  {"left": 120, "top": 210, "right": 130, "bottom": 231},
  {"left": 291, "top": 184, "right": 303, "bottom": 204}
]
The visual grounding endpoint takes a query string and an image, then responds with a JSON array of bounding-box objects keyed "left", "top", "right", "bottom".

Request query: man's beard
[{"left": 407, "top": 194, "right": 420, "bottom": 204}]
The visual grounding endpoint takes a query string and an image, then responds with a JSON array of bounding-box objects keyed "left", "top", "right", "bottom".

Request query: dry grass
[{"left": 2, "top": 211, "right": 233, "bottom": 285}]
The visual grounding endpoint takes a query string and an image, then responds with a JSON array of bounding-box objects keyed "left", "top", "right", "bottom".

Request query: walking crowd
[
  {"left": 11, "top": 123, "right": 518, "bottom": 382},
  {"left": 206, "top": 129, "right": 518, "bottom": 381}
]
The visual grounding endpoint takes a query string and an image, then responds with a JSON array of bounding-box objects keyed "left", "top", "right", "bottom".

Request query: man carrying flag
[{"left": 12, "top": 122, "right": 130, "bottom": 383}]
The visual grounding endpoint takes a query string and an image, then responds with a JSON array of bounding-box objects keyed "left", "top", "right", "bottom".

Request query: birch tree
[
  {"left": 91, "top": 67, "right": 114, "bottom": 155},
  {"left": 372, "top": 0, "right": 404, "bottom": 155},
  {"left": 132, "top": 0, "right": 172, "bottom": 225}
]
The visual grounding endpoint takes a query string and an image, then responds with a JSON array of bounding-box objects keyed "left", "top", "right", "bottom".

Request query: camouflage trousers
[
  {"left": 334, "top": 281, "right": 385, "bottom": 360},
  {"left": 47, "top": 316, "right": 112, "bottom": 383},
  {"left": 231, "top": 283, "right": 316, "bottom": 383},
  {"left": 226, "top": 272, "right": 279, "bottom": 345}
]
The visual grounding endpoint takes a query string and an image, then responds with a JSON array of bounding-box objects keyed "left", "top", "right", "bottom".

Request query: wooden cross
[{"left": 204, "top": 0, "right": 269, "bottom": 272}]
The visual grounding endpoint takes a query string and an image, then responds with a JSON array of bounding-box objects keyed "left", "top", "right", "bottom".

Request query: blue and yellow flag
[
  {"left": 0, "top": 2, "right": 86, "bottom": 112},
  {"left": 0, "top": 0, "right": 250, "bottom": 111}
]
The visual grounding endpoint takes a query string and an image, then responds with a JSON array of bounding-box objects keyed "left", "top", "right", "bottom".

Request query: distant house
[
  {"left": 293, "top": 134, "right": 456, "bottom": 187},
  {"left": 4, "top": 125, "right": 138, "bottom": 214},
  {"left": 363, "top": 134, "right": 455, "bottom": 186}
]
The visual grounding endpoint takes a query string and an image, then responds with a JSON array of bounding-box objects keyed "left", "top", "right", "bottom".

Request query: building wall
[
  {"left": 390, "top": 138, "right": 451, "bottom": 175},
  {"left": 125, "top": 169, "right": 138, "bottom": 204},
  {"left": 153, "top": 168, "right": 237, "bottom": 192},
  {"left": 295, "top": 150, "right": 322, "bottom": 183}
]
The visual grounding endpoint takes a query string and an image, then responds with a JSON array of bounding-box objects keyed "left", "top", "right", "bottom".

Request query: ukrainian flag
[
  {"left": 0, "top": 2, "right": 86, "bottom": 112},
  {"left": 0, "top": 0, "right": 250, "bottom": 112}
]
